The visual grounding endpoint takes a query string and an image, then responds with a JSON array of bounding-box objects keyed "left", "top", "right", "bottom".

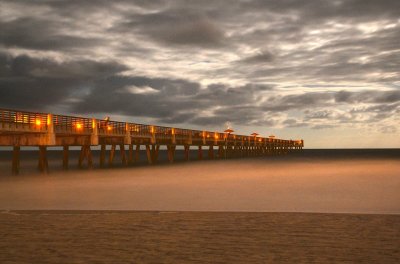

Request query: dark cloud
[
  {"left": 238, "top": 51, "right": 275, "bottom": 64},
  {"left": 72, "top": 76, "right": 274, "bottom": 126},
  {"left": 114, "top": 10, "right": 226, "bottom": 48},
  {"left": 335, "top": 90, "right": 400, "bottom": 104},
  {"left": 0, "top": 17, "right": 100, "bottom": 51},
  {"left": 0, "top": 52, "right": 127, "bottom": 110}
]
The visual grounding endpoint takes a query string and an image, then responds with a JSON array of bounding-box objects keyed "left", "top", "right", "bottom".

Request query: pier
[{"left": 0, "top": 108, "right": 304, "bottom": 174}]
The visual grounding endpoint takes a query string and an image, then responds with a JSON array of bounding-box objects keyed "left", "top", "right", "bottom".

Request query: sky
[{"left": 0, "top": 0, "right": 399, "bottom": 148}]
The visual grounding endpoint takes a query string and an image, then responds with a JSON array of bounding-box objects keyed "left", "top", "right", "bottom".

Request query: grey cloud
[
  {"left": 282, "top": 118, "right": 308, "bottom": 128},
  {"left": 335, "top": 90, "right": 400, "bottom": 104},
  {"left": 304, "top": 110, "right": 332, "bottom": 120},
  {"left": 73, "top": 76, "right": 275, "bottom": 126},
  {"left": 312, "top": 124, "right": 335, "bottom": 130},
  {"left": 114, "top": 9, "right": 226, "bottom": 48},
  {"left": 0, "top": 52, "right": 128, "bottom": 110},
  {"left": 238, "top": 51, "right": 275, "bottom": 64},
  {"left": 0, "top": 17, "right": 100, "bottom": 51},
  {"left": 243, "top": 0, "right": 400, "bottom": 22}
]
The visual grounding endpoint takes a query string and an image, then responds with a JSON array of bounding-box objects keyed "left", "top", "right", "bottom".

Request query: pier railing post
[{"left": 91, "top": 118, "right": 99, "bottom": 145}]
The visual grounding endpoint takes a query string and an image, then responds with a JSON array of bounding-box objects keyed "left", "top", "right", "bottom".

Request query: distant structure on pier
[{"left": 0, "top": 108, "right": 304, "bottom": 174}]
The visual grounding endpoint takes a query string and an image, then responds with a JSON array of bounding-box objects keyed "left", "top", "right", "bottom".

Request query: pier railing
[{"left": 0, "top": 108, "right": 304, "bottom": 148}]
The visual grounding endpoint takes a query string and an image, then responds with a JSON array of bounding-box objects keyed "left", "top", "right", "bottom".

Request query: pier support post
[
  {"left": 100, "top": 144, "right": 106, "bottom": 167},
  {"left": 208, "top": 145, "right": 214, "bottom": 159},
  {"left": 109, "top": 144, "right": 116, "bottom": 166},
  {"left": 145, "top": 145, "right": 153, "bottom": 164},
  {"left": 79, "top": 145, "right": 93, "bottom": 169},
  {"left": 154, "top": 145, "right": 160, "bottom": 162},
  {"left": 149, "top": 145, "right": 159, "bottom": 163},
  {"left": 218, "top": 145, "right": 224, "bottom": 159},
  {"left": 12, "top": 146, "right": 20, "bottom": 175},
  {"left": 143, "top": 145, "right": 159, "bottom": 164},
  {"left": 38, "top": 146, "right": 49, "bottom": 173},
  {"left": 128, "top": 144, "right": 133, "bottom": 164},
  {"left": 135, "top": 144, "right": 140, "bottom": 163},
  {"left": 119, "top": 144, "right": 127, "bottom": 165},
  {"left": 198, "top": 146, "right": 203, "bottom": 160},
  {"left": 63, "top": 145, "right": 69, "bottom": 170},
  {"left": 167, "top": 145, "right": 176, "bottom": 163},
  {"left": 184, "top": 145, "right": 190, "bottom": 161}
]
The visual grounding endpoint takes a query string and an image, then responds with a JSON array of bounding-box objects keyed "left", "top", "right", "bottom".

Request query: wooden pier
[{"left": 0, "top": 108, "right": 304, "bottom": 174}]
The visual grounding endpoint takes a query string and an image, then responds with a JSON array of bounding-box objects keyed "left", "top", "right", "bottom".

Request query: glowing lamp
[
  {"left": 35, "top": 119, "right": 41, "bottom": 126},
  {"left": 76, "top": 123, "right": 82, "bottom": 130},
  {"left": 107, "top": 125, "right": 112, "bottom": 131}
]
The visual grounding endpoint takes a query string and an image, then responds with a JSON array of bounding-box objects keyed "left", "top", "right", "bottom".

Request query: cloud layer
[{"left": 0, "top": 0, "right": 399, "bottom": 146}]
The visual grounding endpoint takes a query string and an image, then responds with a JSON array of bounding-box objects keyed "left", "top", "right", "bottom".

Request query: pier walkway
[{"left": 0, "top": 108, "right": 303, "bottom": 174}]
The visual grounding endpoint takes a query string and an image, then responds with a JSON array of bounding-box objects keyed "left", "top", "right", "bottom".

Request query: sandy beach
[{"left": 1, "top": 211, "right": 399, "bottom": 263}]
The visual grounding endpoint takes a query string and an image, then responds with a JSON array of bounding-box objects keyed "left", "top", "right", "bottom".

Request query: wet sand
[{"left": 0, "top": 150, "right": 399, "bottom": 262}]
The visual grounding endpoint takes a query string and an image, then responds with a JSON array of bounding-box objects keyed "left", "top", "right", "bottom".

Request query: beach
[
  {"left": 1, "top": 211, "right": 399, "bottom": 263},
  {"left": 0, "top": 150, "right": 399, "bottom": 262}
]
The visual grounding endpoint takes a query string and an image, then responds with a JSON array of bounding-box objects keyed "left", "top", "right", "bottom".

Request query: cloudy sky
[{"left": 1, "top": 0, "right": 399, "bottom": 148}]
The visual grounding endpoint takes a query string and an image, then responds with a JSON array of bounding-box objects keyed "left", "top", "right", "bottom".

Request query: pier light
[
  {"left": 107, "top": 125, "right": 112, "bottom": 131},
  {"left": 207, "top": 133, "right": 210, "bottom": 138},
  {"left": 215, "top": 133, "right": 219, "bottom": 139},
  {"left": 76, "top": 123, "right": 82, "bottom": 130},
  {"left": 259, "top": 138, "right": 262, "bottom": 142},
  {"left": 35, "top": 119, "right": 42, "bottom": 126},
  {"left": 47, "top": 114, "right": 51, "bottom": 125}
]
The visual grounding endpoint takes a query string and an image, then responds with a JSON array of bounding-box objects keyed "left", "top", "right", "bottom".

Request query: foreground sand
[{"left": 0, "top": 211, "right": 399, "bottom": 263}]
